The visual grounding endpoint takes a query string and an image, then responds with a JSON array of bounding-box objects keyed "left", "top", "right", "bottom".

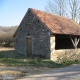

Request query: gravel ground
[
  {"left": 0, "top": 66, "right": 50, "bottom": 79},
  {"left": 0, "top": 47, "right": 14, "bottom": 51},
  {"left": 17, "top": 64, "right": 80, "bottom": 80}
]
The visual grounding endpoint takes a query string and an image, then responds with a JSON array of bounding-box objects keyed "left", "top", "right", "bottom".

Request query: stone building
[{"left": 14, "top": 8, "right": 80, "bottom": 59}]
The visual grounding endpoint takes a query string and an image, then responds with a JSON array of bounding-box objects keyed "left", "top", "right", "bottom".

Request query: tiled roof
[{"left": 30, "top": 8, "right": 80, "bottom": 35}]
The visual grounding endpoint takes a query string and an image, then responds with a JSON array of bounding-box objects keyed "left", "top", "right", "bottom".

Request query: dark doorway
[{"left": 27, "top": 38, "right": 32, "bottom": 56}]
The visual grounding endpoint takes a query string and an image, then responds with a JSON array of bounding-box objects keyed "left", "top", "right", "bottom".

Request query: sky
[{"left": 0, "top": 0, "right": 48, "bottom": 26}]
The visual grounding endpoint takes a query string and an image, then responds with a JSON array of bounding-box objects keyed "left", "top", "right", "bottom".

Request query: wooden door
[{"left": 27, "top": 38, "right": 32, "bottom": 56}]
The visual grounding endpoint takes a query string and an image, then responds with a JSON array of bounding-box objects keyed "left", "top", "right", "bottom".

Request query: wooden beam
[{"left": 70, "top": 36, "right": 80, "bottom": 49}]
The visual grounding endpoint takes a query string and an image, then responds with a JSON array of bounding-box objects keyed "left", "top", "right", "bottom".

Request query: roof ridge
[
  {"left": 29, "top": 8, "right": 72, "bottom": 20},
  {"left": 29, "top": 8, "right": 55, "bottom": 15}
]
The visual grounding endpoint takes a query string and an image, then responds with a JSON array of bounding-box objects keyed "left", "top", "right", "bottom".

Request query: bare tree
[
  {"left": 68, "top": 0, "right": 80, "bottom": 22},
  {"left": 45, "top": 0, "right": 66, "bottom": 16},
  {"left": 45, "top": 0, "right": 80, "bottom": 23},
  {"left": 79, "top": 10, "right": 80, "bottom": 24}
]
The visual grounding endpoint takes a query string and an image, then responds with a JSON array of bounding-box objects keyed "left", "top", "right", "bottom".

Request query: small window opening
[
  {"left": 38, "top": 20, "right": 39, "bottom": 22},
  {"left": 27, "top": 33, "right": 31, "bottom": 36}
]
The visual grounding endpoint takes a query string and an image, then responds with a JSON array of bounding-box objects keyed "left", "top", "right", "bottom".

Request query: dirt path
[
  {"left": 0, "top": 66, "right": 50, "bottom": 79},
  {"left": 17, "top": 64, "right": 80, "bottom": 80},
  {"left": 0, "top": 47, "right": 14, "bottom": 51}
]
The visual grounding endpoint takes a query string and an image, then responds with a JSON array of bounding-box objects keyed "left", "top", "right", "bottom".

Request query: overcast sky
[{"left": 0, "top": 0, "right": 48, "bottom": 26}]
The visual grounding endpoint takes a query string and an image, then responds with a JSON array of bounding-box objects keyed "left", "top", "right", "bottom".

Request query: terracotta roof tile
[{"left": 30, "top": 8, "right": 80, "bottom": 35}]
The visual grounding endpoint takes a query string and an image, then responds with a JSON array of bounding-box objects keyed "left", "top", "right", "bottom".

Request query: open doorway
[{"left": 27, "top": 38, "right": 32, "bottom": 56}]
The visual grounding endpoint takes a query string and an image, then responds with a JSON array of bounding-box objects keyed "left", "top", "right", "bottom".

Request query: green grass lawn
[{"left": 0, "top": 50, "right": 80, "bottom": 68}]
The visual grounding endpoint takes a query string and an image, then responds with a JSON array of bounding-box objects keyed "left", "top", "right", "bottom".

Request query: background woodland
[{"left": 0, "top": 26, "right": 18, "bottom": 47}]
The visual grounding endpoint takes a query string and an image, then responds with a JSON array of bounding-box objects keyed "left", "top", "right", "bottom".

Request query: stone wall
[
  {"left": 50, "top": 36, "right": 80, "bottom": 63},
  {"left": 14, "top": 9, "right": 50, "bottom": 58}
]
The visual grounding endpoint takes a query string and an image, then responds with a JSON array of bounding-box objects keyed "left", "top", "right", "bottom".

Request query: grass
[{"left": 0, "top": 50, "right": 80, "bottom": 68}]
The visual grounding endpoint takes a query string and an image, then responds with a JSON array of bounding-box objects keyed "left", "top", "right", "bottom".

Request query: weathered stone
[{"left": 14, "top": 9, "right": 50, "bottom": 58}]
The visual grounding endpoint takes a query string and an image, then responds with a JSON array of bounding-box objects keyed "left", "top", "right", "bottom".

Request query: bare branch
[
  {"left": 45, "top": 0, "right": 66, "bottom": 16},
  {"left": 45, "top": 0, "right": 80, "bottom": 23}
]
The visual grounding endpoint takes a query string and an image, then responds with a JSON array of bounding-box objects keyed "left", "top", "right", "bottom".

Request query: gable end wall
[{"left": 14, "top": 10, "right": 51, "bottom": 58}]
